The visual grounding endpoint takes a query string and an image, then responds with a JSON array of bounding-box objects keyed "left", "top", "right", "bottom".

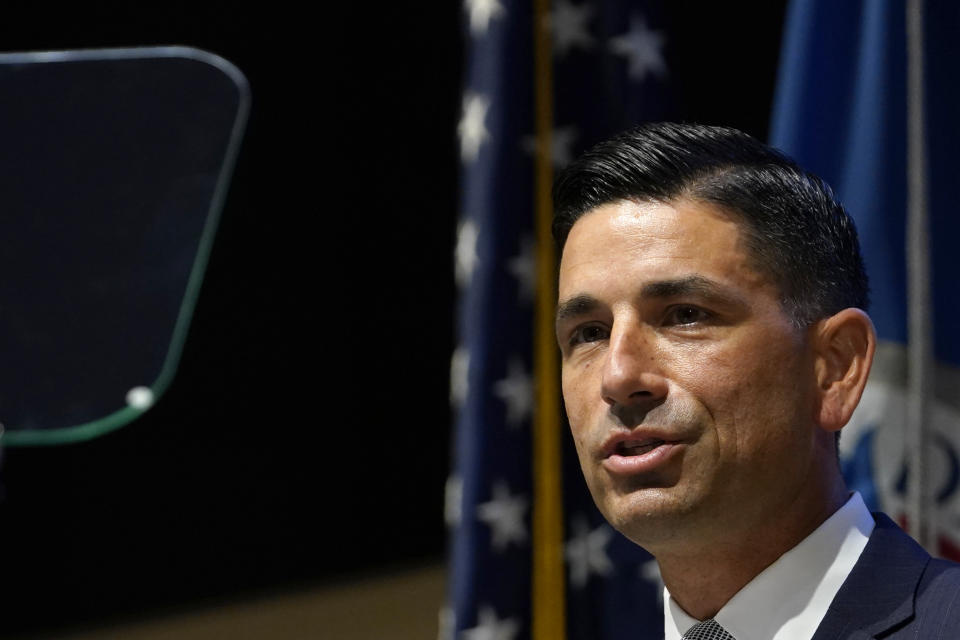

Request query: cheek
[
  {"left": 706, "top": 347, "right": 811, "bottom": 458},
  {"left": 562, "top": 367, "right": 599, "bottom": 459},
  {"left": 562, "top": 365, "right": 595, "bottom": 420}
]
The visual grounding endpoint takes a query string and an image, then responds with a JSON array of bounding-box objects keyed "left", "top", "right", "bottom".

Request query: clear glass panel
[{"left": 0, "top": 47, "right": 249, "bottom": 445}]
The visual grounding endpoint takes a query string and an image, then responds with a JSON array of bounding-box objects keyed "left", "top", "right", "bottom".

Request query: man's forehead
[
  {"left": 561, "top": 199, "right": 741, "bottom": 265},
  {"left": 565, "top": 197, "right": 744, "bottom": 241},
  {"left": 558, "top": 198, "right": 774, "bottom": 298},
  {"left": 569, "top": 199, "right": 677, "bottom": 238}
]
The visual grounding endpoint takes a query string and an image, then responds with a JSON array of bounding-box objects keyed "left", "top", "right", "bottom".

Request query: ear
[{"left": 812, "top": 308, "right": 876, "bottom": 432}]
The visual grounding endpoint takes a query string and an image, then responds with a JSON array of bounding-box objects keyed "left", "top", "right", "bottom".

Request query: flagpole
[
  {"left": 531, "top": 0, "right": 567, "bottom": 637},
  {"left": 905, "top": 0, "right": 935, "bottom": 553}
]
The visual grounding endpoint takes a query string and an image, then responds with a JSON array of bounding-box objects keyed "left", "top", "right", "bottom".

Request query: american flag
[{"left": 445, "top": 2, "right": 676, "bottom": 638}]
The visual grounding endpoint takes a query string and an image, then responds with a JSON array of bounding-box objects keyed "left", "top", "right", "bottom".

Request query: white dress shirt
[{"left": 663, "top": 492, "right": 875, "bottom": 640}]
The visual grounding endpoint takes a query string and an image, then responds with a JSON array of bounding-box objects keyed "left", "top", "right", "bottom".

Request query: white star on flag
[
  {"left": 549, "top": 125, "right": 579, "bottom": 167},
  {"left": 450, "top": 346, "right": 470, "bottom": 407},
  {"left": 459, "top": 93, "right": 491, "bottom": 163},
  {"left": 476, "top": 480, "right": 529, "bottom": 551},
  {"left": 547, "top": 0, "right": 594, "bottom": 57},
  {"left": 640, "top": 558, "right": 664, "bottom": 605},
  {"left": 565, "top": 514, "right": 614, "bottom": 588},
  {"left": 445, "top": 475, "right": 464, "bottom": 528},
  {"left": 464, "top": 0, "right": 505, "bottom": 37},
  {"left": 493, "top": 357, "right": 533, "bottom": 427},
  {"left": 460, "top": 605, "right": 520, "bottom": 640},
  {"left": 455, "top": 219, "right": 479, "bottom": 287},
  {"left": 608, "top": 13, "right": 667, "bottom": 82},
  {"left": 521, "top": 125, "right": 578, "bottom": 169},
  {"left": 506, "top": 237, "right": 536, "bottom": 303},
  {"left": 438, "top": 606, "right": 456, "bottom": 640}
]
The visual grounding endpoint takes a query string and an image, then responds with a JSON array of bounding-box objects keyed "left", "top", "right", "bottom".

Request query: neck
[{"left": 656, "top": 481, "right": 848, "bottom": 620}]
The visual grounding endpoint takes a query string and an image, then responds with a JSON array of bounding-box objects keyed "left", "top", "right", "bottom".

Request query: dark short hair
[{"left": 552, "top": 122, "right": 869, "bottom": 327}]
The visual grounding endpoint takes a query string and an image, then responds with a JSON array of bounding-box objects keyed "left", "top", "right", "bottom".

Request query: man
[{"left": 552, "top": 123, "right": 960, "bottom": 639}]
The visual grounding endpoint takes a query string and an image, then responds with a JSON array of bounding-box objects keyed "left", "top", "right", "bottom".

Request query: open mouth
[{"left": 616, "top": 439, "right": 666, "bottom": 456}]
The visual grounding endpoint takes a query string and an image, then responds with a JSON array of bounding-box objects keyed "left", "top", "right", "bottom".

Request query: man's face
[{"left": 556, "top": 199, "right": 829, "bottom": 552}]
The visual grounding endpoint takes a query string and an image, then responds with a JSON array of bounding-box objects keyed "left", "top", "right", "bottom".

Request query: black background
[{"left": 0, "top": 3, "right": 785, "bottom": 636}]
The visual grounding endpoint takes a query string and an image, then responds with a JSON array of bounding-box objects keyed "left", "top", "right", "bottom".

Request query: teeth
[{"left": 618, "top": 440, "right": 664, "bottom": 456}]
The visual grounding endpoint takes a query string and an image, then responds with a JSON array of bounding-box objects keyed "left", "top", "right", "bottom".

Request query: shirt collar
[{"left": 663, "top": 492, "right": 875, "bottom": 640}]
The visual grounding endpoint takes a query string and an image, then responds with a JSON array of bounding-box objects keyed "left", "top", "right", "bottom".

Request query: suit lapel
[{"left": 812, "top": 513, "right": 930, "bottom": 640}]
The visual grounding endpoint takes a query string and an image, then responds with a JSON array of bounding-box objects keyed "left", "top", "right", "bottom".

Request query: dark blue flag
[{"left": 770, "top": 0, "right": 960, "bottom": 560}]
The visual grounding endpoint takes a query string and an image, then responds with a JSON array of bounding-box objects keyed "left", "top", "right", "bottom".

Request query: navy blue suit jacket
[{"left": 812, "top": 513, "right": 960, "bottom": 639}]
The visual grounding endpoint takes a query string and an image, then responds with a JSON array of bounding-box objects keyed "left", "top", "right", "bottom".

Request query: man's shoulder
[
  {"left": 814, "top": 511, "right": 960, "bottom": 638},
  {"left": 866, "top": 512, "right": 960, "bottom": 577},
  {"left": 869, "top": 513, "right": 960, "bottom": 567},
  {"left": 918, "top": 556, "right": 960, "bottom": 599},
  {"left": 856, "top": 511, "right": 929, "bottom": 571},
  {"left": 867, "top": 513, "right": 960, "bottom": 634},
  {"left": 911, "top": 557, "right": 960, "bottom": 635},
  {"left": 925, "top": 555, "right": 960, "bottom": 577}
]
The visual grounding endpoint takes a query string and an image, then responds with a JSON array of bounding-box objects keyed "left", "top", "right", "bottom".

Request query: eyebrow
[
  {"left": 555, "top": 275, "right": 746, "bottom": 328},
  {"left": 555, "top": 293, "right": 600, "bottom": 327},
  {"left": 640, "top": 275, "right": 745, "bottom": 305}
]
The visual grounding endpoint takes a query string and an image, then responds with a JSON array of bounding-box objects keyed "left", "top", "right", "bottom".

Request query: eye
[
  {"left": 664, "top": 305, "right": 710, "bottom": 326},
  {"left": 569, "top": 324, "right": 609, "bottom": 347}
]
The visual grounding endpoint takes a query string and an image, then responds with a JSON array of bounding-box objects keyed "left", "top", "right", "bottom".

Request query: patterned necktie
[{"left": 681, "top": 619, "right": 736, "bottom": 640}]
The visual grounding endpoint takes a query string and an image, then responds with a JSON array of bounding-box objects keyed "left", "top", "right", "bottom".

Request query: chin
[{"left": 598, "top": 487, "right": 692, "bottom": 546}]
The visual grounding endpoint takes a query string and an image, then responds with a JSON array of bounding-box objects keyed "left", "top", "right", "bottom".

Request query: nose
[{"left": 600, "top": 323, "right": 668, "bottom": 416}]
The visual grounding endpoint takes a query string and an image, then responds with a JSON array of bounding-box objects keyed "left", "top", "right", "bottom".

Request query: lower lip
[{"left": 602, "top": 442, "right": 682, "bottom": 475}]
